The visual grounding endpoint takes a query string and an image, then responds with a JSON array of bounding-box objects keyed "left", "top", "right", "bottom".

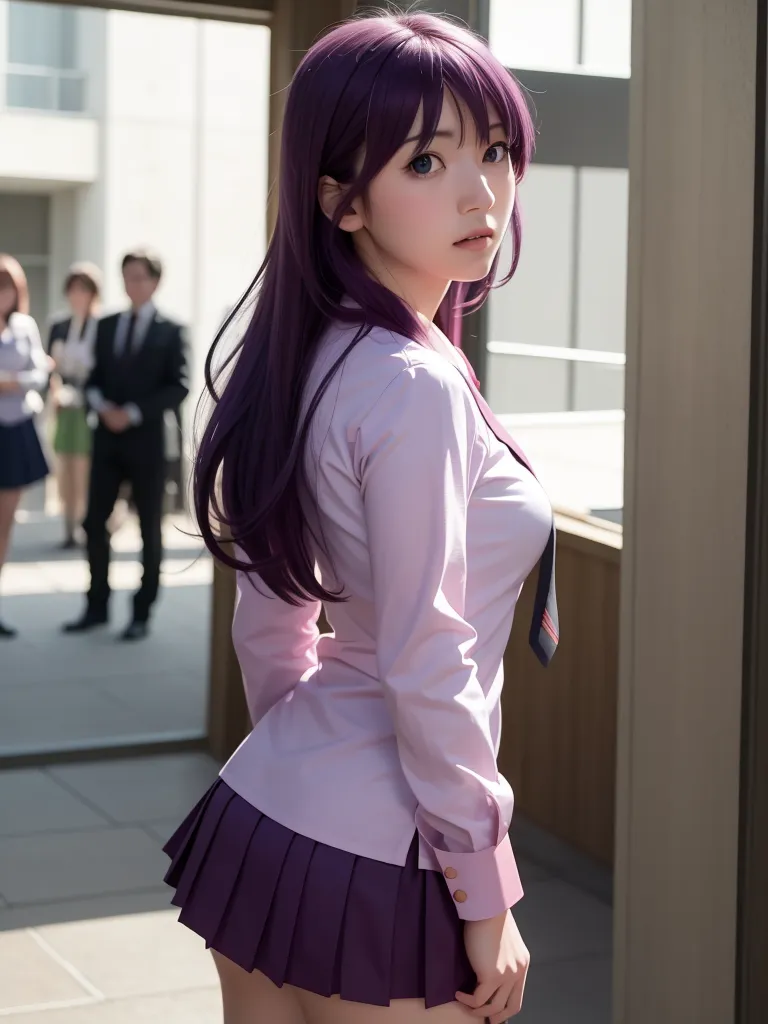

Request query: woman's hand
[{"left": 456, "top": 910, "right": 530, "bottom": 1022}]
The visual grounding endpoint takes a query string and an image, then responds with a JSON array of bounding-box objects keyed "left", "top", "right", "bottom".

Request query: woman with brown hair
[
  {"left": 48, "top": 262, "right": 102, "bottom": 548},
  {"left": 0, "top": 254, "right": 50, "bottom": 638}
]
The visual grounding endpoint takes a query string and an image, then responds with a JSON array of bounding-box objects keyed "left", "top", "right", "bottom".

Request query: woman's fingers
[
  {"left": 455, "top": 980, "right": 513, "bottom": 1018},
  {"left": 490, "top": 970, "right": 527, "bottom": 1020}
]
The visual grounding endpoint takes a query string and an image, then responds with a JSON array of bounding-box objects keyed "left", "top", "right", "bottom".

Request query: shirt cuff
[
  {"left": 431, "top": 833, "right": 524, "bottom": 920},
  {"left": 123, "top": 403, "right": 143, "bottom": 425},
  {"left": 86, "top": 387, "right": 108, "bottom": 413}
]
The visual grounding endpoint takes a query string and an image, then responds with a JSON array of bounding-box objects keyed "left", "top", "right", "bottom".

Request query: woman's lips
[{"left": 453, "top": 234, "right": 494, "bottom": 251}]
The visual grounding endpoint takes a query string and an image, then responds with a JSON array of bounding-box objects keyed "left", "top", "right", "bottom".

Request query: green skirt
[{"left": 53, "top": 406, "right": 92, "bottom": 456}]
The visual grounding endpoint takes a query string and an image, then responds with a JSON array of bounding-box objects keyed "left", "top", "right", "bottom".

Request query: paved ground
[
  {"left": 0, "top": 512, "right": 613, "bottom": 1022},
  {"left": 2, "top": 512, "right": 211, "bottom": 757}
]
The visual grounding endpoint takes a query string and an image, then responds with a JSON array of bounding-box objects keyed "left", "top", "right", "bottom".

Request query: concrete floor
[{"left": 1, "top": 512, "right": 211, "bottom": 758}]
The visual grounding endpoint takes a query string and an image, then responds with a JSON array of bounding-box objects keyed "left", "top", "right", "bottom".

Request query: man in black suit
[{"left": 63, "top": 249, "right": 189, "bottom": 640}]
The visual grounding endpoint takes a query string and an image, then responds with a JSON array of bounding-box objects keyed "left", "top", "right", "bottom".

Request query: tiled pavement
[{"left": 2, "top": 513, "right": 211, "bottom": 758}]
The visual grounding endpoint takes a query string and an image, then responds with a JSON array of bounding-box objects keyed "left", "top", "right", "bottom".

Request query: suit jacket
[
  {"left": 47, "top": 316, "right": 72, "bottom": 353},
  {"left": 86, "top": 311, "right": 190, "bottom": 434},
  {"left": 218, "top": 319, "right": 555, "bottom": 922}
]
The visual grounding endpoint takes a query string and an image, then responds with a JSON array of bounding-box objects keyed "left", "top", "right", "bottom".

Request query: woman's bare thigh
[
  {"left": 212, "top": 951, "right": 305, "bottom": 1024},
  {"left": 212, "top": 951, "right": 476, "bottom": 1024},
  {"left": 294, "top": 988, "right": 476, "bottom": 1023}
]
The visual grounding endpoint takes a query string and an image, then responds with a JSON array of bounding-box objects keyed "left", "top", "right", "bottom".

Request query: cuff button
[
  {"left": 453, "top": 889, "right": 468, "bottom": 903},
  {"left": 444, "top": 867, "right": 458, "bottom": 880}
]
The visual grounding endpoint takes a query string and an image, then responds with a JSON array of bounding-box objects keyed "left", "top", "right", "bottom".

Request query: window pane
[
  {"left": 0, "top": 194, "right": 50, "bottom": 254},
  {"left": 489, "top": 166, "right": 577, "bottom": 351},
  {"left": 489, "top": 0, "right": 580, "bottom": 72},
  {"left": 59, "top": 75, "right": 86, "bottom": 112},
  {"left": 573, "top": 362, "right": 625, "bottom": 411},
  {"left": 8, "top": 2, "right": 78, "bottom": 70},
  {"left": 6, "top": 71, "right": 54, "bottom": 110},
  {"left": 576, "top": 168, "right": 629, "bottom": 352},
  {"left": 582, "top": 0, "right": 632, "bottom": 75},
  {"left": 486, "top": 354, "right": 569, "bottom": 415},
  {"left": 59, "top": 8, "right": 78, "bottom": 68}
]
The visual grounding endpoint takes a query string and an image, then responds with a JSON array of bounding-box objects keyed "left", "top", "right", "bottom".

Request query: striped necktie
[{"left": 454, "top": 348, "right": 559, "bottom": 667}]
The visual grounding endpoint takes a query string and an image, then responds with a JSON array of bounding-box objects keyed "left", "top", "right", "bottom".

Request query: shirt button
[
  {"left": 444, "top": 867, "right": 458, "bottom": 880},
  {"left": 453, "top": 889, "right": 468, "bottom": 903}
]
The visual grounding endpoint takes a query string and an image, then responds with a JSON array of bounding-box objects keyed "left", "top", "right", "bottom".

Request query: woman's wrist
[{"left": 465, "top": 910, "right": 508, "bottom": 930}]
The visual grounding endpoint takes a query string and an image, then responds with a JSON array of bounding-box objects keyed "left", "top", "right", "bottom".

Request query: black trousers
[{"left": 83, "top": 426, "right": 166, "bottom": 621}]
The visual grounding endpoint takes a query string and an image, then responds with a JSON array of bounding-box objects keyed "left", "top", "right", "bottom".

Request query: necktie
[
  {"left": 454, "top": 347, "right": 560, "bottom": 668},
  {"left": 122, "top": 312, "right": 138, "bottom": 360}
]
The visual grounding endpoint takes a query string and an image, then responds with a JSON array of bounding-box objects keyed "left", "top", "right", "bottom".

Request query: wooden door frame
[{"left": 737, "top": 1, "right": 768, "bottom": 1019}]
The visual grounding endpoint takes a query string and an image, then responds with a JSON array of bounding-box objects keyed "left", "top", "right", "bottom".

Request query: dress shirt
[
  {"left": 113, "top": 301, "right": 155, "bottom": 358},
  {"left": 86, "top": 302, "right": 155, "bottom": 426},
  {"left": 220, "top": 319, "right": 553, "bottom": 921},
  {"left": 50, "top": 316, "right": 96, "bottom": 408},
  {"left": 0, "top": 313, "right": 50, "bottom": 425}
]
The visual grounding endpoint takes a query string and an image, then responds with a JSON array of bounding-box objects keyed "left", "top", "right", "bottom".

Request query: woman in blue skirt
[{"left": 0, "top": 254, "right": 51, "bottom": 638}]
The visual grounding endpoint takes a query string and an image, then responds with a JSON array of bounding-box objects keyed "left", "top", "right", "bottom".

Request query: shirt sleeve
[
  {"left": 85, "top": 387, "right": 110, "bottom": 413},
  {"left": 123, "top": 402, "right": 143, "bottom": 425},
  {"left": 16, "top": 318, "right": 50, "bottom": 391},
  {"left": 356, "top": 361, "right": 523, "bottom": 921},
  {"left": 231, "top": 555, "right": 322, "bottom": 728}
]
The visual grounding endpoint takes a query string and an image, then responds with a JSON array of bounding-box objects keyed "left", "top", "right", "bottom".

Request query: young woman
[
  {"left": 0, "top": 255, "right": 50, "bottom": 638},
  {"left": 48, "top": 262, "right": 102, "bottom": 549},
  {"left": 164, "top": 12, "right": 558, "bottom": 1023}
]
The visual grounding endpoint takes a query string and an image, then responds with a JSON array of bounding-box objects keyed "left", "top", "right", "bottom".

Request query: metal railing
[
  {"left": 5, "top": 64, "right": 87, "bottom": 113},
  {"left": 487, "top": 340, "right": 626, "bottom": 367}
]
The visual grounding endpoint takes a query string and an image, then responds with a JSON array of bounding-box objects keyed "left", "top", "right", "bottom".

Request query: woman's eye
[
  {"left": 485, "top": 142, "right": 511, "bottom": 163},
  {"left": 410, "top": 153, "right": 436, "bottom": 175}
]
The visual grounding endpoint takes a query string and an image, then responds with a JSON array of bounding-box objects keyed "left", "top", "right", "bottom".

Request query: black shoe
[
  {"left": 0, "top": 621, "right": 17, "bottom": 639},
  {"left": 120, "top": 620, "right": 149, "bottom": 641},
  {"left": 63, "top": 610, "right": 108, "bottom": 633},
  {"left": 59, "top": 537, "right": 78, "bottom": 551}
]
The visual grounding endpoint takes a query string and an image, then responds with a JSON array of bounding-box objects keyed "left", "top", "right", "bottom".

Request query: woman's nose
[{"left": 459, "top": 172, "right": 495, "bottom": 214}]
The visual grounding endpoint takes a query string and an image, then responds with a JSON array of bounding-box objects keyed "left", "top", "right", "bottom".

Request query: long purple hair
[{"left": 194, "top": 10, "right": 535, "bottom": 604}]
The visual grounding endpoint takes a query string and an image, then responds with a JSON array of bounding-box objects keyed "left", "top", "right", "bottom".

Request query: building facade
[{"left": 0, "top": 0, "right": 269, "bottom": 412}]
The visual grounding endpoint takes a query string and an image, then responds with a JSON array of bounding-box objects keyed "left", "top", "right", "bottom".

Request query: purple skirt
[{"left": 163, "top": 778, "right": 475, "bottom": 1008}]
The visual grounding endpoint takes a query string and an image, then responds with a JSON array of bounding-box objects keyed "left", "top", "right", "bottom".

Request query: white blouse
[{"left": 50, "top": 317, "right": 97, "bottom": 408}]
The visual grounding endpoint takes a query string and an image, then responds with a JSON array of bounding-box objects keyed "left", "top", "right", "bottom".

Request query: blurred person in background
[
  {"left": 63, "top": 249, "right": 189, "bottom": 641},
  {"left": 48, "top": 262, "right": 102, "bottom": 550},
  {"left": 0, "top": 254, "right": 51, "bottom": 639}
]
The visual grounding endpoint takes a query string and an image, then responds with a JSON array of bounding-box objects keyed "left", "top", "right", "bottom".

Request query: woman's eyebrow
[{"left": 402, "top": 121, "right": 505, "bottom": 146}]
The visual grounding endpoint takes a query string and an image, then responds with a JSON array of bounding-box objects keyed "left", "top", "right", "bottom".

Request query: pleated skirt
[
  {"left": 0, "top": 418, "right": 49, "bottom": 490},
  {"left": 163, "top": 778, "right": 476, "bottom": 1008}
]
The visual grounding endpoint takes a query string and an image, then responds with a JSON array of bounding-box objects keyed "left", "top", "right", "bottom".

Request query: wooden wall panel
[{"left": 499, "top": 517, "right": 621, "bottom": 865}]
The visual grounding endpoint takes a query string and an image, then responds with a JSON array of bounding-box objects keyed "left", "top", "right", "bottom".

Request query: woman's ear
[{"left": 318, "top": 176, "right": 364, "bottom": 233}]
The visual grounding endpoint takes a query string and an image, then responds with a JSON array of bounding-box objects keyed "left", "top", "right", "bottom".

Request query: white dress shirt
[{"left": 50, "top": 316, "right": 96, "bottom": 408}]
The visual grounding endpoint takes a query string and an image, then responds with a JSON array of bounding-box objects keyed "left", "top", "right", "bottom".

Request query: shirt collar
[{"left": 126, "top": 301, "right": 156, "bottom": 323}]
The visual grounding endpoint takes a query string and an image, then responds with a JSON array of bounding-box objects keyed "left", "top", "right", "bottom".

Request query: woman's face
[
  {"left": 0, "top": 275, "right": 17, "bottom": 320},
  {"left": 327, "top": 93, "right": 516, "bottom": 315},
  {"left": 67, "top": 279, "right": 96, "bottom": 320}
]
